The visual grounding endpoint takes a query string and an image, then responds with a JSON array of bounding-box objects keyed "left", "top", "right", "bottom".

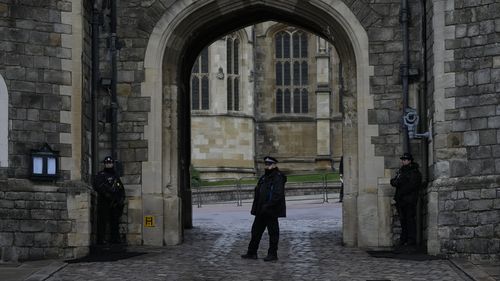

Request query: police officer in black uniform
[
  {"left": 242, "top": 156, "right": 287, "bottom": 262},
  {"left": 93, "top": 156, "right": 125, "bottom": 244},
  {"left": 390, "top": 153, "right": 422, "bottom": 248}
]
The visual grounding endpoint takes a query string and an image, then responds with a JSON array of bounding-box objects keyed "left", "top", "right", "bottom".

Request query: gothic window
[
  {"left": 0, "top": 74, "right": 7, "bottom": 167},
  {"left": 275, "top": 30, "right": 309, "bottom": 114},
  {"left": 191, "top": 48, "right": 209, "bottom": 110},
  {"left": 227, "top": 37, "right": 240, "bottom": 111}
]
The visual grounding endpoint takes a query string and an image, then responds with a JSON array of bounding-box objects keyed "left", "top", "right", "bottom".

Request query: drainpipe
[
  {"left": 91, "top": 2, "right": 101, "bottom": 178},
  {"left": 400, "top": 0, "right": 411, "bottom": 154},
  {"left": 420, "top": 0, "right": 429, "bottom": 181},
  {"left": 110, "top": 0, "right": 118, "bottom": 163}
]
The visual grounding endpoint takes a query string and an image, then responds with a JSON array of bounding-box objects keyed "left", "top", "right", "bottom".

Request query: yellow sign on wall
[{"left": 144, "top": 216, "right": 155, "bottom": 227}]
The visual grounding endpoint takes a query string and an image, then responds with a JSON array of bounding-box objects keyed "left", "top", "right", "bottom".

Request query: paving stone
[{"left": 46, "top": 202, "right": 470, "bottom": 281}]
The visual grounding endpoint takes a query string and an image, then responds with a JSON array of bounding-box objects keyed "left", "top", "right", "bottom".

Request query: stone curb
[
  {"left": 450, "top": 259, "right": 496, "bottom": 281},
  {"left": 24, "top": 261, "right": 67, "bottom": 281}
]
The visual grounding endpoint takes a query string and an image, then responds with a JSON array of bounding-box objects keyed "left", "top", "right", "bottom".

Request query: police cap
[
  {"left": 400, "top": 153, "right": 413, "bottom": 161},
  {"left": 263, "top": 156, "right": 278, "bottom": 164},
  {"left": 103, "top": 156, "right": 114, "bottom": 163}
]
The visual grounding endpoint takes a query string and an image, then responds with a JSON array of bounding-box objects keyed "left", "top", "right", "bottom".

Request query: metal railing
[{"left": 192, "top": 172, "right": 341, "bottom": 207}]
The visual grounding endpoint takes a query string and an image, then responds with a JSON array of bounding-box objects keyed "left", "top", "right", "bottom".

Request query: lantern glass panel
[
  {"left": 47, "top": 157, "right": 56, "bottom": 175},
  {"left": 33, "top": 157, "right": 43, "bottom": 174}
]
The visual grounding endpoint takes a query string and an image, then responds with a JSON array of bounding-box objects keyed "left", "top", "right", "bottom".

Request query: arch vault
[{"left": 140, "top": 0, "right": 388, "bottom": 249}]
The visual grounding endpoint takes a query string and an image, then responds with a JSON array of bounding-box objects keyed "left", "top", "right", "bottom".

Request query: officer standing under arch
[
  {"left": 242, "top": 156, "right": 287, "bottom": 261},
  {"left": 390, "top": 153, "right": 422, "bottom": 249}
]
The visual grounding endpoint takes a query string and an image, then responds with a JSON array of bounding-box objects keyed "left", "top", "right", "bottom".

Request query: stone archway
[{"left": 140, "top": 0, "right": 387, "bottom": 249}]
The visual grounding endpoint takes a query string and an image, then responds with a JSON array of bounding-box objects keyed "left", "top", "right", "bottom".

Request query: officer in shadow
[{"left": 93, "top": 156, "right": 126, "bottom": 245}]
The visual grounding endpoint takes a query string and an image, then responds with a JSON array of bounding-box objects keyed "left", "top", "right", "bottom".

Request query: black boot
[
  {"left": 263, "top": 254, "right": 278, "bottom": 262},
  {"left": 241, "top": 253, "right": 258, "bottom": 259}
]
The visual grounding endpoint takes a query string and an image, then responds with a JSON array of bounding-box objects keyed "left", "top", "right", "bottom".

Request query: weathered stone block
[
  {"left": 19, "top": 220, "right": 45, "bottom": 232},
  {"left": 0, "top": 233, "right": 13, "bottom": 246},
  {"left": 480, "top": 159, "right": 495, "bottom": 175},
  {"left": 468, "top": 146, "right": 491, "bottom": 159},
  {"left": 454, "top": 199, "right": 470, "bottom": 211},
  {"left": 470, "top": 199, "right": 494, "bottom": 211},
  {"left": 30, "top": 209, "right": 55, "bottom": 220},
  {"left": 57, "top": 221, "right": 72, "bottom": 233},
  {"left": 45, "top": 221, "right": 58, "bottom": 233},
  {"left": 439, "top": 212, "right": 458, "bottom": 226},
  {"left": 479, "top": 210, "right": 500, "bottom": 224},
  {"left": 0, "top": 209, "right": 30, "bottom": 219},
  {"left": 463, "top": 131, "right": 479, "bottom": 146},
  {"left": 45, "top": 193, "right": 66, "bottom": 201},
  {"left": 67, "top": 233, "right": 90, "bottom": 247},
  {"left": 471, "top": 118, "right": 488, "bottom": 130},
  {"left": 44, "top": 247, "right": 62, "bottom": 258},
  {"left": 469, "top": 105, "right": 496, "bottom": 118},
  {"left": 479, "top": 129, "right": 497, "bottom": 145},
  {"left": 472, "top": 35, "right": 488, "bottom": 46},
  {"left": 33, "top": 233, "right": 52, "bottom": 247},
  {"left": 488, "top": 116, "right": 500, "bottom": 129},
  {"left": 450, "top": 227, "right": 474, "bottom": 239},
  {"left": 481, "top": 188, "right": 497, "bottom": 199},
  {"left": 452, "top": 120, "right": 471, "bottom": 132},
  {"left": 28, "top": 248, "right": 45, "bottom": 259},
  {"left": 43, "top": 70, "right": 71, "bottom": 85},
  {"left": 458, "top": 212, "right": 478, "bottom": 226},
  {"left": 450, "top": 160, "right": 470, "bottom": 177},
  {"left": 469, "top": 160, "right": 483, "bottom": 175},
  {"left": 442, "top": 239, "right": 457, "bottom": 253},
  {"left": 14, "top": 233, "right": 34, "bottom": 247},
  {"left": 475, "top": 225, "right": 494, "bottom": 237},
  {"left": 494, "top": 198, "right": 500, "bottom": 209},
  {"left": 444, "top": 200, "right": 455, "bottom": 211},
  {"left": 0, "top": 220, "right": 19, "bottom": 232},
  {"left": 0, "top": 199, "right": 14, "bottom": 209}
]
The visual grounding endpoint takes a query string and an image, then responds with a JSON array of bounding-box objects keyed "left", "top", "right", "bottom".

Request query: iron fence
[{"left": 192, "top": 172, "right": 341, "bottom": 207}]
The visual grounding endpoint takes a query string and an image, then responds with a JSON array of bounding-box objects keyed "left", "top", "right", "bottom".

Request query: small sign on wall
[{"left": 144, "top": 216, "right": 155, "bottom": 227}]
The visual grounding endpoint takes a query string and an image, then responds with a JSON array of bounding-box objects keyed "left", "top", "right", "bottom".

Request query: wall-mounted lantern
[{"left": 30, "top": 143, "right": 59, "bottom": 181}]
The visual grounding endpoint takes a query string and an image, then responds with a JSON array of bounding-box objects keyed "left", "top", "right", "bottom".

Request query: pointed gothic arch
[{"left": 141, "top": 0, "right": 386, "bottom": 248}]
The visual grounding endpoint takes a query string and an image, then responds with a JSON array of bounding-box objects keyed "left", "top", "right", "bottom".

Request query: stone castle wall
[
  {"left": 0, "top": 1, "right": 75, "bottom": 179},
  {"left": 0, "top": 0, "right": 498, "bottom": 261},
  {"left": 0, "top": 180, "right": 93, "bottom": 262},
  {"left": 426, "top": 0, "right": 500, "bottom": 260}
]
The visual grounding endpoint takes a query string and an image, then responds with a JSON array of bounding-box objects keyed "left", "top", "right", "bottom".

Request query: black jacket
[
  {"left": 93, "top": 168, "right": 126, "bottom": 207},
  {"left": 251, "top": 168, "right": 287, "bottom": 218},
  {"left": 390, "top": 162, "right": 422, "bottom": 206}
]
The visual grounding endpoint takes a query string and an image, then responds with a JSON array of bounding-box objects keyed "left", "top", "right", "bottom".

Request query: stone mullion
[{"left": 315, "top": 36, "right": 331, "bottom": 157}]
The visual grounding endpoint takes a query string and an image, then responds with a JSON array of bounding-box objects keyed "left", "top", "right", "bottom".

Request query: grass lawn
[{"left": 198, "top": 172, "right": 340, "bottom": 187}]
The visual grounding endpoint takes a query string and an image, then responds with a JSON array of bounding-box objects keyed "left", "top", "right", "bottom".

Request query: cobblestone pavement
[{"left": 46, "top": 199, "right": 471, "bottom": 281}]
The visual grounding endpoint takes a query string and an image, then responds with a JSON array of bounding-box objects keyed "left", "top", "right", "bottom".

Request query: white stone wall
[{"left": 191, "top": 28, "right": 256, "bottom": 179}]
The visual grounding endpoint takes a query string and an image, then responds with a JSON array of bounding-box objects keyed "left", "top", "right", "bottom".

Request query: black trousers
[
  {"left": 397, "top": 203, "right": 416, "bottom": 245},
  {"left": 339, "top": 182, "right": 344, "bottom": 202},
  {"left": 97, "top": 197, "right": 123, "bottom": 243},
  {"left": 248, "top": 215, "right": 279, "bottom": 256}
]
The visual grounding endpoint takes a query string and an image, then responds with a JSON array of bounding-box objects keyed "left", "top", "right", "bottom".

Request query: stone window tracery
[
  {"left": 227, "top": 36, "right": 240, "bottom": 111},
  {"left": 275, "top": 29, "right": 308, "bottom": 114},
  {"left": 191, "top": 47, "right": 210, "bottom": 110}
]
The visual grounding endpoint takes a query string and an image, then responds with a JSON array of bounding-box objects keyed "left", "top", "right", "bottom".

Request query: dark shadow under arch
[
  {"left": 142, "top": 0, "right": 384, "bottom": 248},
  {"left": 164, "top": 7, "right": 359, "bottom": 231}
]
